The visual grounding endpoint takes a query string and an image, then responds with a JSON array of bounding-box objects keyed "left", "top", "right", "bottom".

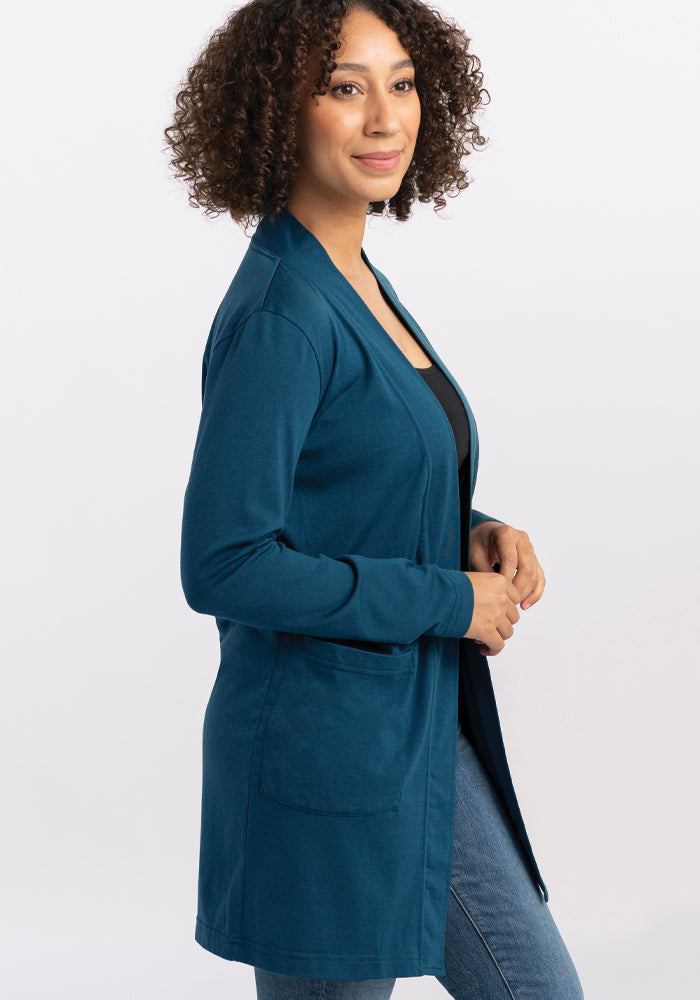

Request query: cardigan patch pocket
[{"left": 259, "top": 633, "right": 417, "bottom": 816}]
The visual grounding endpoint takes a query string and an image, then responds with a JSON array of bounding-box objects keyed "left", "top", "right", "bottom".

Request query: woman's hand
[
  {"left": 469, "top": 521, "right": 546, "bottom": 611},
  {"left": 463, "top": 571, "right": 521, "bottom": 656}
]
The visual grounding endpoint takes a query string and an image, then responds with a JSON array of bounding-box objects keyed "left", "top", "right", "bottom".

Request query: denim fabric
[{"left": 254, "top": 725, "right": 583, "bottom": 1000}]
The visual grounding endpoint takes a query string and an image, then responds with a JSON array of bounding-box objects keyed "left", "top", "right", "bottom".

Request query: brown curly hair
[{"left": 162, "top": 0, "right": 490, "bottom": 229}]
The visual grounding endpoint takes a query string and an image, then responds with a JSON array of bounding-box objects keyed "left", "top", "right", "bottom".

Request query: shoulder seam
[
  {"left": 250, "top": 241, "right": 276, "bottom": 262},
  {"left": 210, "top": 308, "right": 323, "bottom": 405}
]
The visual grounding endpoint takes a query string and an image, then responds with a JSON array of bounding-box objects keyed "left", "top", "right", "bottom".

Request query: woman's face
[{"left": 289, "top": 8, "right": 421, "bottom": 214}]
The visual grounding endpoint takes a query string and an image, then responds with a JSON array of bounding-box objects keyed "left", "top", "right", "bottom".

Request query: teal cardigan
[{"left": 180, "top": 207, "right": 548, "bottom": 980}]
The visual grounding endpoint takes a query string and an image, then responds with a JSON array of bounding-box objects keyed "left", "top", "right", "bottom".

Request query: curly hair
[{"left": 162, "top": 0, "right": 490, "bottom": 229}]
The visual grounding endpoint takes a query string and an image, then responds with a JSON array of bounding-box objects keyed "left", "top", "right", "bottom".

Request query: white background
[{"left": 2, "top": 0, "right": 698, "bottom": 996}]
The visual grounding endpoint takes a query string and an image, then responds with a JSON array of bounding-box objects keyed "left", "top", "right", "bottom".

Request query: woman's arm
[{"left": 180, "top": 309, "right": 476, "bottom": 645}]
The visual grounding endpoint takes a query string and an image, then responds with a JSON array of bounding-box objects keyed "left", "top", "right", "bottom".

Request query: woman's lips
[{"left": 352, "top": 152, "right": 401, "bottom": 171}]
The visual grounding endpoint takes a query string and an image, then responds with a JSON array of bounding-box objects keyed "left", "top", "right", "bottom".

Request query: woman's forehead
[{"left": 300, "top": 11, "right": 412, "bottom": 84}]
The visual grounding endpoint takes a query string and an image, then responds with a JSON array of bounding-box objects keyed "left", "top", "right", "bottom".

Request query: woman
[{"left": 164, "top": 1, "right": 584, "bottom": 997}]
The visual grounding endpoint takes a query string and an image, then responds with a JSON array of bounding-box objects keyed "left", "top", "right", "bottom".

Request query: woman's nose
[{"left": 363, "top": 91, "right": 400, "bottom": 134}]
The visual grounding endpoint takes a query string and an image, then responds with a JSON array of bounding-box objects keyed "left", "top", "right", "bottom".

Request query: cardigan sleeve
[
  {"left": 180, "top": 309, "right": 475, "bottom": 645},
  {"left": 471, "top": 509, "right": 503, "bottom": 531}
]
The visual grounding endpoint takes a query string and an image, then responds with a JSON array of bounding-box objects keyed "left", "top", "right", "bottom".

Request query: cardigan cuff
[
  {"left": 446, "top": 569, "right": 474, "bottom": 637},
  {"left": 470, "top": 509, "right": 504, "bottom": 532}
]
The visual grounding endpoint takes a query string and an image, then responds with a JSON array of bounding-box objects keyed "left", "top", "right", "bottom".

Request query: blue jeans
[{"left": 254, "top": 726, "right": 584, "bottom": 999}]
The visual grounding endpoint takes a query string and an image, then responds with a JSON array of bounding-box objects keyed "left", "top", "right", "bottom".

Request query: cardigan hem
[{"left": 195, "top": 917, "right": 446, "bottom": 979}]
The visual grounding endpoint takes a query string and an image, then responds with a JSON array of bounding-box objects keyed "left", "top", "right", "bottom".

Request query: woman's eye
[
  {"left": 330, "top": 82, "right": 360, "bottom": 98},
  {"left": 393, "top": 78, "right": 416, "bottom": 93}
]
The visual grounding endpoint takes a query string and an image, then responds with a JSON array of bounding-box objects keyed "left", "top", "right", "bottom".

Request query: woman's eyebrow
[{"left": 333, "top": 58, "right": 415, "bottom": 72}]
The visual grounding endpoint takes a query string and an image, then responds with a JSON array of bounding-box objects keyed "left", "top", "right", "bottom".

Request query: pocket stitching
[
  {"left": 259, "top": 642, "right": 414, "bottom": 815},
  {"left": 294, "top": 633, "right": 416, "bottom": 670},
  {"left": 297, "top": 651, "right": 416, "bottom": 676}
]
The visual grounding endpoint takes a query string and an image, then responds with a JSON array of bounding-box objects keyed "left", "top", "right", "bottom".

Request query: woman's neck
[{"left": 285, "top": 194, "right": 369, "bottom": 282}]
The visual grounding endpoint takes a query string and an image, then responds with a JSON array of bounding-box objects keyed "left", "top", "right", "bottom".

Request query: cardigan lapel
[
  {"left": 253, "top": 208, "right": 478, "bottom": 568},
  {"left": 362, "top": 254, "right": 480, "bottom": 499}
]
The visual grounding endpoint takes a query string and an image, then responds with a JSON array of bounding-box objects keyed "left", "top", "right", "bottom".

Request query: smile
[{"left": 352, "top": 152, "right": 401, "bottom": 171}]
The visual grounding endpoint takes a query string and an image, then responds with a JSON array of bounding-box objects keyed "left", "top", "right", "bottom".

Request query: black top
[{"left": 414, "top": 362, "right": 470, "bottom": 474}]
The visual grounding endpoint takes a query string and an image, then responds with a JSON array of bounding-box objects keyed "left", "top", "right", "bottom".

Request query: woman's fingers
[
  {"left": 497, "top": 586, "right": 521, "bottom": 640},
  {"left": 506, "top": 580, "right": 521, "bottom": 611},
  {"left": 512, "top": 560, "right": 538, "bottom": 600},
  {"left": 497, "top": 534, "right": 534, "bottom": 593},
  {"left": 521, "top": 567, "right": 546, "bottom": 610},
  {"left": 464, "top": 573, "right": 522, "bottom": 654},
  {"left": 497, "top": 619, "right": 514, "bottom": 641},
  {"left": 498, "top": 533, "right": 545, "bottom": 609}
]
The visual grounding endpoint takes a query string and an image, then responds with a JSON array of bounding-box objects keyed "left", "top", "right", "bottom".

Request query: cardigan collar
[
  {"left": 251, "top": 207, "right": 380, "bottom": 302},
  {"left": 251, "top": 209, "right": 450, "bottom": 387},
  {"left": 251, "top": 209, "right": 446, "bottom": 378}
]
